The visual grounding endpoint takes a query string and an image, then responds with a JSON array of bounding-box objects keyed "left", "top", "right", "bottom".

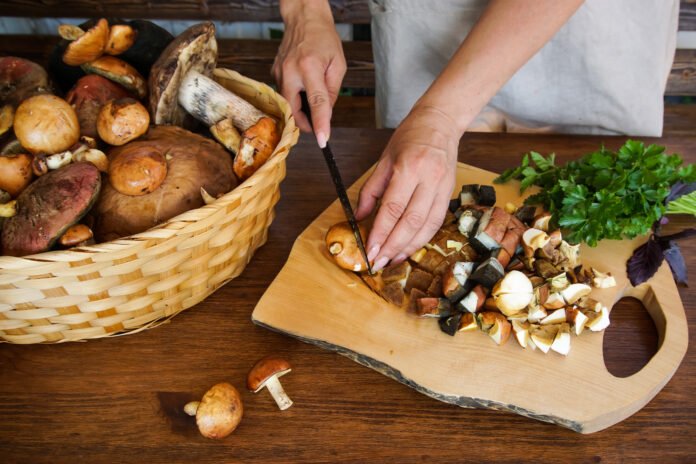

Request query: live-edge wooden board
[{"left": 252, "top": 163, "right": 689, "bottom": 433}]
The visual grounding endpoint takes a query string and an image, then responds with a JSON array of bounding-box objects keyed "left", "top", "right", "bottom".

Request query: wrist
[
  {"left": 407, "top": 103, "right": 467, "bottom": 141},
  {"left": 280, "top": 0, "right": 334, "bottom": 25}
]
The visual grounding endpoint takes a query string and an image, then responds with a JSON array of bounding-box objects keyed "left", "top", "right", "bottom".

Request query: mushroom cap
[
  {"left": 96, "top": 97, "right": 150, "bottom": 146},
  {"left": 0, "top": 56, "right": 51, "bottom": 107},
  {"left": 0, "top": 153, "right": 33, "bottom": 197},
  {"left": 14, "top": 94, "right": 80, "bottom": 155},
  {"left": 93, "top": 126, "right": 235, "bottom": 241},
  {"left": 247, "top": 356, "right": 292, "bottom": 392},
  {"left": 81, "top": 56, "right": 147, "bottom": 99},
  {"left": 148, "top": 22, "right": 218, "bottom": 126},
  {"left": 108, "top": 144, "right": 167, "bottom": 196},
  {"left": 195, "top": 382, "right": 243, "bottom": 440},
  {"left": 66, "top": 74, "right": 133, "bottom": 139},
  {"left": 62, "top": 18, "right": 109, "bottom": 66}
]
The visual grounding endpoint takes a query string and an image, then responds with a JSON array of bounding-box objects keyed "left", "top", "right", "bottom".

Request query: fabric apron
[{"left": 369, "top": 0, "right": 679, "bottom": 136}]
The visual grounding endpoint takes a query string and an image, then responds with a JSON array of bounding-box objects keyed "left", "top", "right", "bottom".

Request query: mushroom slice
[
  {"left": 543, "top": 292, "right": 566, "bottom": 310},
  {"left": 559, "top": 241, "right": 581, "bottom": 269},
  {"left": 62, "top": 18, "right": 109, "bottom": 66},
  {"left": 527, "top": 301, "right": 548, "bottom": 323},
  {"left": 592, "top": 268, "right": 617, "bottom": 288},
  {"left": 585, "top": 306, "right": 611, "bottom": 332},
  {"left": 247, "top": 356, "right": 293, "bottom": 410},
  {"left": 82, "top": 56, "right": 147, "bottom": 99},
  {"left": 457, "top": 208, "right": 482, "bottom": 237},
  {"left": 541, "top": 308, "right": 566, "bottom": 325},
  {"left": 532, "top": 212, "right": 552, "bottom": 231},
  {"left": 457, "top": 312, "right": 478, "bottom": 332},
  {"left": 458, "top": 284, "right": 488, "bottom": 313},
  {"left": 548, "top": 272, "right": 570, "bottom": 292},
  {"left": 566, "top": 307, "right": 589, "bottom": 336},
  {"left": 478, "top": 312, "right": 511, "bottom": 346},
  {"left": 530, "top": 325, "right": 559, "bottom": 354},
  {"left": 511, "top": 320, "right": 531, "bottom": 348},
  {"left": 577, "top": 297, "right": 602, "bottom": 313},
  {"left": 442, "top": 261, "right": 474, "bottom": 301},
  {"left": 522, "top": 228, "right": 550, "bottom": 256},
  {"left": 184, "top": 382, "right": 243, "bottom": 439},
  {"left": 551, "top": 323, "right": 572, "bottom": 356},
  {"left": 560, "top": 283, "right": 592, "bottom": 305},
  {"left": 416, "top": 297, "right": 454, "bottom": 318}
]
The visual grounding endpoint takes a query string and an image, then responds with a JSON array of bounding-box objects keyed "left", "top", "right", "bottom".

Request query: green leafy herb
[
  {"left": 494, "top": 140, "right": 696, "bottom": 246},
  {"left": 666, "top": 191, "right": 696, "bottom": 216}
]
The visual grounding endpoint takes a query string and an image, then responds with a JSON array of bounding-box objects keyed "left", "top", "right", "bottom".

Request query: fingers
[
  {"left": 280, "top": 74, "right": 312, "bottom": 133},
  {"left": 397, "top": 188, "right": 450, "bottom": 260},
  {"left": 301, "top": 61, "right": 334, "bottom": 147},
  {"left": 325, "top": 56, "right": 347, "bottom": 106},
  {"left": 355, "top": 158, "right": 392, "bottom": 222}
]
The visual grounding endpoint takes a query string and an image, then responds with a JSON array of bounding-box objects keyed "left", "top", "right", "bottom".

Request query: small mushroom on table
[
  {"left": 184, "top": 382, "right": 243, "bottom": 440},
  {"left": 149, "top": 22, "right": 280, "bottom": 180},
  {"left": 247, "top": 356, "right": 293, "bottom": 410}
]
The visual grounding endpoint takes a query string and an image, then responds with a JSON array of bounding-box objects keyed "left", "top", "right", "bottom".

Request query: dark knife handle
[{"left": 299, "top": 91, "right": 313, "bottom": 129}]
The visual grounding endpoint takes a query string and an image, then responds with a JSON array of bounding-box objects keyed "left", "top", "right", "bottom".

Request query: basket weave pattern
[{"left": 0, "top": 68, "right": 299, "bottom": 344}]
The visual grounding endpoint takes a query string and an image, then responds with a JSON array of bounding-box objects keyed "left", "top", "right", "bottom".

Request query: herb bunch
[{"left": 494, "top": 140, "right": 695, "bottom": 247}]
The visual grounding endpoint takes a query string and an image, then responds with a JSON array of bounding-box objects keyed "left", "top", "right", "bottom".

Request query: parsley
[{"left": 494, "top": 140, "right": 696, "bottom": 247}]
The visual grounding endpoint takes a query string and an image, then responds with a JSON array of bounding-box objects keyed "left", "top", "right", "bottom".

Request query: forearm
[
  {"left": 280, "top": 0, "right": 333, "bottom": 24},
  {"left": 416, "top": 0, "right": 585, "bottom": 134}
]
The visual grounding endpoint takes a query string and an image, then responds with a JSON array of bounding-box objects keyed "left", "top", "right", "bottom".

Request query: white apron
[{"left": 369, "top": 0, "right": 679, "bottom": 136}]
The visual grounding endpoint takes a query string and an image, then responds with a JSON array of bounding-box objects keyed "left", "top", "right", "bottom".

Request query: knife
[{"left": 299, "top": 91, "right": 373, "bottom": 275}]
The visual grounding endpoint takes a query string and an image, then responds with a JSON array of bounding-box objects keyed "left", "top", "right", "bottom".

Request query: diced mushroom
[
  {"left": 457, "top": 208, "right": 481, "bottom": 237},
  {"left": 550, "top": 323, "right": 572, "bottom": 356},
  {"left": 491, "top": 270, "right": 533, "bottom": 316},
  {"left": 478, "top": 312, "right": 511, "bottom": 345},
  {"left": 416, "top": 297, "right": 454, "bottom": 318},
  {"left": 511, "top": 320, "right": 531, "bottom": 348},
  {"left": 526, "top": 302, "right": 548, "bottom": 323},
  {"left": 458, "top": 284, "right": 489, "bottom": 313},
  {"left": 457, "top": 313, "right": 478, "bottom": 332},
  {"left": 470, "top": 257, "right": 505, "bottom": 289},
  {"left": 585, "top": 306, "right": 611, "bottom": 331},
  {"left": 247, "top": 356, "right": 293, "bottom": 410},
  {"left": 477, "top": 185, "right": 496, "bottom": 206},
  {"left": 560, "top": 283, "right": 592, "bottom": 305},
  {"left": 470, "top": 207, "right": 510, "bottom": 253},
  {"left": 442, "top": 261, "right": 474, "bottom": 301},
  {"left": 543, "top": 292, "right": 566, "bottom": 310},
  {"left": 438, "top": 312, "right": 463, "bottom": 336},
  {"left": 459, "top": 184, "right": 479, "bottom": 206},
  {"left": 541, "top": 308, "right": 566, "bottom": 325},
  {"left": 522, "top": 228, "right": 550, "bottom": 258},
  {"left": 547, "top": 272, "right": 570, "bottom": 292},
  {"left": 565, "top": 307, "right": 589, "bottom": 336},
  {"left": 530, "top": 325, "right": 559, "bottom": 354},
  {"left": 532, "top": 212, "right": 552, "bottom": 231},
  {"left": 592, "top": 268, "right": 617, "bottom": 288}
]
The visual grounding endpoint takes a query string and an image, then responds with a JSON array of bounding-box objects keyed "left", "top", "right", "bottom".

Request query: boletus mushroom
[
  {"left": 0, "top": 56, "right": 51, "bottom": 108},
  {"left": 247, "top": 356, "right": 293, "bottom": 410},
  {"left": 13, "top": 94, "right": 80, "bottom": 155},
  {"left": 149, "top": 22, "right": 281, "bottom": 180},
  {"left": 325, "top": 221, "right": 370, "bottom": 272},
  {"left": 61, "top": 18, "right": 109, "bottom": 66},
  {"left": 66, "top": 74, "right": 133, "bottom": 139},
  {"left": 97, "top": 97, "right": 150, "bottom": 146},
  {"left": 82, "top": 56, "right": 147, "bottom": 99},
  {"left": 0, "top": 153, "right": 33, "bottom": 197},
  {"left": 2, "top": 162, "right": 101, "bottom": 256},
  {"left": 94, "top": 125, "right": 236, "bottom": 241},
  {"left": 184, "top": 382, "right": 243, "bottom": 439}
]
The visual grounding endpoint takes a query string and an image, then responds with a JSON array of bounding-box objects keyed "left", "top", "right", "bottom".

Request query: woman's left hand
[{"left": 355, "top": 105, "right": 462, "bottom": 272}]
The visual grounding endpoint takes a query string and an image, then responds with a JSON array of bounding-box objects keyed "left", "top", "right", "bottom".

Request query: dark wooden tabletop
[{"left": 1, "top": 128, "right": 695, "bottom": 463}]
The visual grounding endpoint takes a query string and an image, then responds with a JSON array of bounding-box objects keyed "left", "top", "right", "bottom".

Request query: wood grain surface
[{"left": 1, "top": 129, "right": 695, "bottom": 462}]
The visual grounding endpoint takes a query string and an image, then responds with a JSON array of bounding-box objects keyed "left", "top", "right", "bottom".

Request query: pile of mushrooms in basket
[{"left": 0, "top": 20, "right": 280, "bottom": 256}]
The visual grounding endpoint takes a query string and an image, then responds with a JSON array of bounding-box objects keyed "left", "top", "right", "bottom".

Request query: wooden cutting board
[{"left": 252, "top": 163, "right": 688, "bottom": 433}]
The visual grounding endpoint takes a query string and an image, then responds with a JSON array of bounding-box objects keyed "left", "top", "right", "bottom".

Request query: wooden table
[{"left": 1, "top": 128, "right": 694, "bottom": 463}]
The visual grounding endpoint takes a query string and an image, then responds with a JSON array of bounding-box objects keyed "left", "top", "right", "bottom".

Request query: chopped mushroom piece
[
  {"left": 541, "top": 308, "right": 566, "bottom": 325},
  {"left": 551, "top": 323, "right": 572, "bottom": 356},
  {"left": 560, "top": 283, "right": 592, "bottom": 305},
  {"left": 530, "top": 325, "right": 559, "bottom": 354},
  {"left": 585, "top": 306, "right": 611, "bottom": 331},
  {"left": 592, "top": 268, "right": 617, "bottom": 288},
  {"left": 247, "top": 356, "right": 293, "bottom": 410}
]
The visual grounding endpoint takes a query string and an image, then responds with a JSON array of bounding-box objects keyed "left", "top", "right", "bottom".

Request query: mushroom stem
[
  {"left": 184, "top": 401, "right": 200, "bottom": 416},
  {"left": 264, "top": 376, "right": 293, "bottom": 411},
  {"left": 178, "top": 71, "right": 267, "bottom": 129}
]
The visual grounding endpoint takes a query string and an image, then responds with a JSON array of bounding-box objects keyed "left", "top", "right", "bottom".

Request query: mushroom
[
  {"left": 550, "top": 323, "right": 572, "bottom": 356},
  {"left": 0, "top": 56, "right": 51, "bottom": 108},
  {"left": 522, "top": 228, "right": 550, "bottom": 257},
  {"left": 0, "top": 198, "right": 16, "bottom": 218},
  {"left": 325, "top": 221, "right": 369, "bottom": 272},
  {"left": 66, "top": 74, "right": 133, "bottom": 139},
  {"left": 530, "top": 325, "right": 559, "bottom": 354},
  {"left": 184, "top": 382, "right": 243, "bottom": 439},
  {"left": 585, "top": 305, "right": 611, "bottom": 331},
  {"left": 94, "top": 126, "right": 235, "bottom": 241},
  {"left": 59, "top": 223, "right": 94, "bottom": 247},
  {"left": 591, "top": 268, "right": 617, "bottom": 288},
  {"left": 477, "top": 312, "right": 511, "bottom": 345},
  {"left": 61, "top": 18, "right": 109, "bottom": 66},
  {"left": 209, "top": 118, "right": 242, "bottom": 155},
  {"left": 0, "top": 104, "right": 13, "bottom": 137},
  {"left": 247, "top": 356, "right": 293, "bottom": 410},
  {"left": 532, "top": 212, "right": 552, "bottom": 231},
  {"left": 559, "top": 241, "right": 581, "bottom": 270},
  {"left": 105, "top": 24, "right": 137, "bottom": 56},
  {"left": 97, "top": 97, "right": 150, "bottom": 146},
  {"left": 148, "top": 22, "right": 280, "bottom": 180},
  {"left": 82, "top": 56, "right": 147, "bottom": 99},
  {"left": 491, "top": 270, "right": 533, "bottom": 316},
  {"left": 542, "top": 292, "right": 566, "bottom": 310},
  {"left": 511, "top": 320, "right": 531, "bottom": 348},
  {"left": 0, "top": 153, "right": 33, "bottom": 197},
  {"left": 457, "top": 312, "right": 478, "bottom": 332},
  {"left": 565, "top": 307, "right": 589, "bottom": 336},
  {"left": 13, "top": 94, "right": 80, "bottom": 155},
  {"left": 540, "top": 308, "right": 566, "bottom": 325},
  {"left": 560, "top": 283, "right": 592, "bottom": 305},
  {"left": 30, "top": 138, "right": 108, "bottom": 176}
]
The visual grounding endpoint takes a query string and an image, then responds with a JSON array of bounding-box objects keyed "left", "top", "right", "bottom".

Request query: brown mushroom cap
[
  {"left": 148, "top": 21, "right": 217, "bottom": 126},
  {"left": 0, "top": 153, "right": 33, "bottom": 197},
  {"left": 66, "top": 74, "right": 133, "bottom": 139},
  {"left": 97, "top": 97, "right": 150, "bottom": 146},
  {"left": 108, "top": 145, "right": 167, "bottom": 196},
  {"left": 14, "top": 94, "right": 80, "bottom": 155},
  {"left": 63, "top": 18, "right": 109, "bottom": 66},
  {"left": 93, "top": 125, "right": 236, "bottom": 241},
  {"left": 325, "top": 221, "right": 369, "bottom": 272},
  {"left": 105, "top": 24, "right": 137, "bottom": 56},
  {"left": 247, "top": 356, "right": 292, "bottom": 392},
  {"left": 82, "top": 56, "right": 147, "bottom": 99},
  {"left": 0, "top": 56, "right": 51, "bottom": 107},
  {"left": 195, "top": 382, "right": 243, "bottom": 440},
  {"left": 234, "top": 117, "right": 281, "bottom": 181}
]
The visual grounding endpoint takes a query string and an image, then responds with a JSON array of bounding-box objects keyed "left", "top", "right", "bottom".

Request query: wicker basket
[{"left": 0, "top": 68, "right": 299, "bottom": 344}]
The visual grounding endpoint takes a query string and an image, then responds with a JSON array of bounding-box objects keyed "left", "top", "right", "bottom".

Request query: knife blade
[{"left": 299, "top": 91, "right": 373, "bottom": 275}]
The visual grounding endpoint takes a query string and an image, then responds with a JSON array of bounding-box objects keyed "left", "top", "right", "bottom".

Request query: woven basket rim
[{"left": 0, "top": 67, "right": 299, "bottom": 270}]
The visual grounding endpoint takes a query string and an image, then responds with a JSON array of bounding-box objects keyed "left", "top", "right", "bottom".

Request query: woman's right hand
[{"left": 274, "top": 0, "right": 347, "bottom": 147}]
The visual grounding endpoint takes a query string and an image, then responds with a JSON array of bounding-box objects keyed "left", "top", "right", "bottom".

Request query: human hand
[
  {"left": 355, "top": 106, "right": 462, "bottom": 272},
  {"left": 274, "top": 0, "right": 346, "bottom": 147}
]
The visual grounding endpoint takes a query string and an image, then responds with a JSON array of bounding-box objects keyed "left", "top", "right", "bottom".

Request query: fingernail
[
  {"left": 367, "top": 244, "right": 381, "bottom": 262},
  {"left": 392, "top": 253, "right": 408, "bottom": 265},
  {"left": 372, "top": 256, "right": 389, "bottom": 272},
  {"left": 316, "top": 131, "right": 328, "bottom": 148}
]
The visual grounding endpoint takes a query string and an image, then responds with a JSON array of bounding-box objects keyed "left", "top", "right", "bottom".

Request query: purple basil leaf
[
  {"left": 665, "top": 181, "right": 696, "bottom": 203},
  {"left": 663, "top": 241, "right": 688, "bottom": 286},
  {"left": 627, "top": 235, "right": 664, "bottom": 286}
]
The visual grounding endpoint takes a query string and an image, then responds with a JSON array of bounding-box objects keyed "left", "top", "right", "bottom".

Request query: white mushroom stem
[
  {"left": 264, "top": 376, "right": 293, "bottom": 411},
  {"left": 183, "top": 401, "right": 200, "bottom": 416},
  {"left": 178, "top": 71, "right": 267, "bottom": 129}
]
